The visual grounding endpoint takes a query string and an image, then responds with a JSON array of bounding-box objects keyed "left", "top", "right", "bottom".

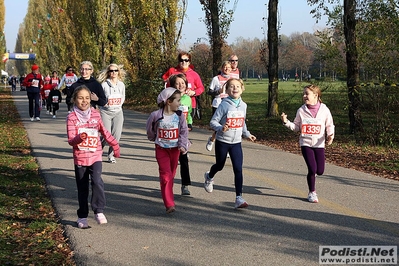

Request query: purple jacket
[{"left": 146, "top": 109, "right": 190, "bottom": 152}]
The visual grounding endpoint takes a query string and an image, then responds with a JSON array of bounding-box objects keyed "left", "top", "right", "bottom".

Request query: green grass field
[{"left": 196, "top": 79, "right": 352, "bottom": 142}]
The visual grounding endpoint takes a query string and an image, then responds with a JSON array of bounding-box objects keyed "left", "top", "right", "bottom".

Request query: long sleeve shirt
[
  {"left": 284, "top": 103, "right": 335, "bottom": 148},
  {"left": 67, "top": 108, "right": 119, "bottom": 166}
]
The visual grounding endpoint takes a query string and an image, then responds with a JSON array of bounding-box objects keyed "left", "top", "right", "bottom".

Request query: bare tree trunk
[
  {"left": 344, "top": 0, "right": 362, "bottom": 133},
  {"left": 210, "top": 0, "right": 223, "bottom": 76},
  {"left": 267, "top": 0, "right": 279, "bottom": 117}
]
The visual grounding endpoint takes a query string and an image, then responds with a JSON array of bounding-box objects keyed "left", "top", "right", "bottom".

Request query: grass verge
[{"left": 0, "top": 86, "right": 75, "bottom": 265}]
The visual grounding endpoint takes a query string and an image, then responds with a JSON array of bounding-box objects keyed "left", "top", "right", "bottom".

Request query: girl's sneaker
[
  {"left": 206, "top": 137, "right": 214, "bottom": 151},
  {"left": 166, "top": 206, "right": 175, "bottom": 213},
  {"left": 307, "top": 191, "right": 319, "bottom": 203},
  {"left": 204, "top": 171, "right": 214, "bottom": 193},
  {"left": 181, "top": 185, "right": 190, "bottom": 195},
  {"left": 235, "top": 196, "right": 248, "bottom": 209},
  {"left": 95, "top": 213, "right": 108, "bottom": 224},
  {"left": 77, "top": 218, "right": 89, "bottom": 229}
]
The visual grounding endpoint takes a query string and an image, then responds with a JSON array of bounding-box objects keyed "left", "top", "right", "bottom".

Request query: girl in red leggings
[{"left": 146, "top": 87, "right": 190, "bottom": 213}]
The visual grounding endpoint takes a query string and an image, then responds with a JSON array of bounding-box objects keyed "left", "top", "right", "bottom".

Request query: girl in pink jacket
[
  {"left": 281, "top": 84, "right": 334, "bottom": 203},
  {"left": 67, "top": 85, "right": 120, "bottom": 229}
]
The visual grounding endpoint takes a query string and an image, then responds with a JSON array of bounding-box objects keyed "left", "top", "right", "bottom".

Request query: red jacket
[
  {"left": 23, "top": 72, "right": 43, "bottom": 93},
  {"left": 41, "top": 83, "right": 53, "bottom": 99},
  {"left": 162, "top": 66, "right": 204, "bottom": 108}
]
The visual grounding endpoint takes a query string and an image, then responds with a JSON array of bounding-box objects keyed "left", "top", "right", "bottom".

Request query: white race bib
[
  {"left": 77, "top": 128, "right": 99, "bottom": 152},
  {"left": 226, "top": 111, "right": 245, "bottom": 131}
]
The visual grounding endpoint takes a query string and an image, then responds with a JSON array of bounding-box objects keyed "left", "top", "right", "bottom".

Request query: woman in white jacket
[
  {"left": 281, "top": 84, "right": 334, "bottom": 203},
  {"left": 98, "top": 63, "right": 126, "bottom": 163}
]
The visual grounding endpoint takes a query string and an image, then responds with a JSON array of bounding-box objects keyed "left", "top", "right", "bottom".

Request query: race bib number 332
[{"left": 77, "top": 128, "right": 99, "bottom": 152}]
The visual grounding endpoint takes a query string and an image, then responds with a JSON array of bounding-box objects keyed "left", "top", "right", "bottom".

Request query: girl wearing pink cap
[{"left": 146, "top": 87, "right": 190, "bottom": 213}]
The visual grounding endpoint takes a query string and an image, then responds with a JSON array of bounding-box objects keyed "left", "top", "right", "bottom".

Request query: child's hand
[
  {"left": 80, "top": 132, "right": 88, "bottom": 140},
  {"left": 113, "top": 144, "right": 121, "bottom": 158},
  {"left": 186, "top": 90, "right": 195, "bottom": 97},
  {"left": 248, "top": 135, "right": 256, "bottom": 142},
  {"left": 222, "top": 122, "right": 229, "bottom": 132},
  {"left": 281, "top": 112, "right": 288, "bottom": 124},
  {"left": 179, "top": 147, "right": 187, "bottom": 154},
  {"left": 327, "top": 135, "right": 334, "bottom": 145},
  {"left": 90, "top": 92, "right": 99, "bottom": 101}
]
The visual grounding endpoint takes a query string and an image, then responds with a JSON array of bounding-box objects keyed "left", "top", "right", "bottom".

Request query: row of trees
[
  {"left": 4, "top": 0, "right": 399, "bottom": 136},
  {"left": 10, "top": 0, "right": 187, "bottom": 102},
  {"left": 0, "top": 1, "right": 5, "bottom": 64}
]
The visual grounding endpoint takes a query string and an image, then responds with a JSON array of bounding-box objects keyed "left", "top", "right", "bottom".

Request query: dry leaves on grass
[{"left": 261, "top": 138, "right": 399, "bottom": 181}]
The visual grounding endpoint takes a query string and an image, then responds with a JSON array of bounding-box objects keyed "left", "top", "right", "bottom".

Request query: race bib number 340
[{"left": 226, "top": 111, "right": 244, "bottom": 130}]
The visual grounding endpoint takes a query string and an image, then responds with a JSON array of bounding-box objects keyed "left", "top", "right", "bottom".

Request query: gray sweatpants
[{"left": 101, "top": 109, "right": 124, "bottom": 159}]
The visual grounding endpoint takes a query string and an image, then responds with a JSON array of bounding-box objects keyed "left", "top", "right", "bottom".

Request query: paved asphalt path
[{"left": 12, "top": 90, "right": 399, "bottom": 266}]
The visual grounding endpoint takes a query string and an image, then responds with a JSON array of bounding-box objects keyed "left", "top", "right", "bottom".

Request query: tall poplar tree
[
  {"left": 308, "top": 0, "right": 362, "bottom": 134},
  {"left": 267, "top": 0, "right": 279, "bottom": 117},
  {"left": 199, "top": 0, "right": 238, "bottom": 76},
  {"left": 0, "top": 0, "right": 5, "bottom": 54}
]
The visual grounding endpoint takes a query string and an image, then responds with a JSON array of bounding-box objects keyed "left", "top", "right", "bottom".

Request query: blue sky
[{"left": 4, "top": 0, "right": 328, "bottom": 52}]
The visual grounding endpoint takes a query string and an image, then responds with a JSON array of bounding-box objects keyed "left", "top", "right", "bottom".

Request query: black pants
[
  {"left": 27, "top": 91, "right": 41, "bottom": 118},
  {"left": 51, "top": 103, "right": 60, "bottom": 115},
  {"left": 66, "top": 97, "right": 73, "bottom": 111},
  {"left": 74, "top": 161, "right": 105, "bottom": 218},
  {"left": 179, "top": 152, "right": 191, "bottom": 186}
]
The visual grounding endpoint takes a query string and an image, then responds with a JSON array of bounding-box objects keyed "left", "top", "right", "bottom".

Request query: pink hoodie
[{"left": 284, "top": 103, "right": 335, "bottom": 148}]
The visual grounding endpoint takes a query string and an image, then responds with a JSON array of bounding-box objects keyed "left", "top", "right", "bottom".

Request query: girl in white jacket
[{"left": 281, "top": 84, "right": 334, "bottom": 203}]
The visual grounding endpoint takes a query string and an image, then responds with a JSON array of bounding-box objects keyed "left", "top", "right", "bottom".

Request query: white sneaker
[
  {"left": 235, "top": 196, "right": 248, "bottom": 209},
  {"left": 46, "top": 110, "right": 49, "bottom": 114},
  {"left": 35, "top": 117, "right": 40, "bottom": 121},
  {"left": 206, "top": 137, "right": 214, "bottom": 151},
  {"left": 181, "top": 185, "right": 190, "bottom": 195},
  {"left": 77, "top": 218, "right": 89, "bottom": 229},
  {"left": 30, "top": 117, "right": 34, "bottom": 121},
  {"left": 307, "top": 191, "right": 319, "bottom": 203},
  {"left": 52, "top": 115, "right": 56, "bottom": 119},
  {"left": 204, "top": 171, "right": 214, "bottom": 193},
  {"left": 227, "top": 152, "right": 230, "bottom": 158},
  {"left": 95, "top": 213, "right": 108, "bottom": 224}
]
